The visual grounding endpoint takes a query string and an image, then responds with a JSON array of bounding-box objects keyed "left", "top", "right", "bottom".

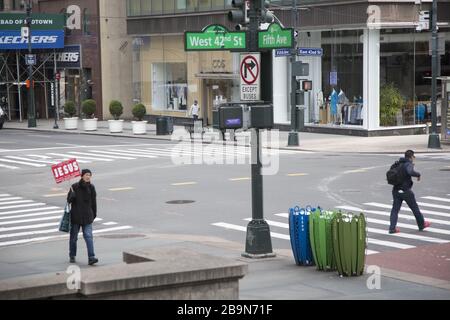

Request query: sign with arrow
[
  {"left": 184, "top": 24, "right": 246, "bottom": 51},
  {"left": 240, "top": 53, "right": 260, "bottom": 101}
]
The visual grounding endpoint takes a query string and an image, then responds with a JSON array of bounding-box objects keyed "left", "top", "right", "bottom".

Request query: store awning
[{"left": 195, "top": 73, "right": 238, "bottom": 80}]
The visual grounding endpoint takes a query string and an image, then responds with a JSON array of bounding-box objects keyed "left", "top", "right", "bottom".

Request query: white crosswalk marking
[
  {"left": 0, "top": 163, "right": 19, "bottom": 169},
  {"left": 46, "top": 153, "right": 113, "bottom": 162},
  {"left": 416, "top": 201, "right": 450, "bottom": 211},
  {"left": 367, "top": 238, "right": 415, "bottom": 249},
  {"left": 212, "top": 222, "right": 290, "bottom": 240},
  {"left": 365, "top": 202, "right": 450, "bottom": 218},
  {"left": 0, "top": 158, "right": 46, "bottom": 167},
  {"left": 94, "top": 149, "right": 157, "bottom": 158},
  {"left": 106, "top": 149, "right": 158, "bottom": 158},
  {"left": 67, "top": 151, "right": 136, "bottom": 160},
  {"left": 0, "top": 193, "right": 133, "bottom": 248},
  {"left": 422, "top": 196, "right": 450, "bottom": 203},
  {"left": 4, "top": 156, "right": 58, "bottom": 164}
]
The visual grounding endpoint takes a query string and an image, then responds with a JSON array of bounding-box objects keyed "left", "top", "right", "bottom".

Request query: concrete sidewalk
[{"left": 2, "top": 119, "right": 449, "bottom": 154}]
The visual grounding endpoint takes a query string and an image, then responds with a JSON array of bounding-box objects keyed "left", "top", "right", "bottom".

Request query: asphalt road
[{"left": 0, "top": 130, "right": 449, "bottom": 280}]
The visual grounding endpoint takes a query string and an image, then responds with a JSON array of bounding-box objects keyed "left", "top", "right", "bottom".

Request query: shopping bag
[{"left": 59, "top": 202, "right": 71, "bottom": 233}]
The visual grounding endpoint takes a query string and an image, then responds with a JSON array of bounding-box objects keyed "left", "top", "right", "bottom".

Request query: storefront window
[
  {"left": 212, "top": 0, "right": 225, "bottom": 10},
  {"left": 141, "top": 0, "right": 151, "bottom": 15},
  {"left": 127, "top": 0, "right": 141, "bottom": 16},
  {"left": 187, "top": 0, "right": 198, "bottom": 12},
  {"left": 176, "top": 0, "right": 187, "bottom": 13},
  {"left": 152, "top": 0, "right": 163, "bottom": 14},
  {"left": 152, "top": 63, "right": 188, "bottom": 111},
  {"left": 163, "top": 0, "right": 175, "bottom": 14},
  {"left": 198, "top": 0, "right": 211, "bottom": 11}
]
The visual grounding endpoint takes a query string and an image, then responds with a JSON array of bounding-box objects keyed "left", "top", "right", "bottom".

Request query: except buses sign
[{"left": 185, "top": 24, "right": 246, "bottom": 51}]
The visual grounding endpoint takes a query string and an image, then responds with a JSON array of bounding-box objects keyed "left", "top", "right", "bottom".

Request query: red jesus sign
[{"left": 51, "top": 159, "right": 81, "bottom": 184}]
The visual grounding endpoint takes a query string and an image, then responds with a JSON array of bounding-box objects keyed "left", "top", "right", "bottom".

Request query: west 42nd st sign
[
  {"left": 258, "top": 23, "right": 294, "bottom": 50},
  {"left": 185, "top": 24, "right": 246, "bottom": 51}
]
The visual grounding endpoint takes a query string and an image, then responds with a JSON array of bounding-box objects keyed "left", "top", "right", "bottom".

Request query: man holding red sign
[{"left": 67, "top": 169, "right": 99, "bottom": 265}]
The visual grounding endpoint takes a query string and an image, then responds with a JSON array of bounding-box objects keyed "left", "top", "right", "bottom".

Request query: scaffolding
[{"left": 0, "top": 50, "right": 61, "bottom": 122}]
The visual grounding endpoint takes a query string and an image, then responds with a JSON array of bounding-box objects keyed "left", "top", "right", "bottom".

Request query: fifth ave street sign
[{"left": 240, "top": 53, "right": 261, "bottom": 101}]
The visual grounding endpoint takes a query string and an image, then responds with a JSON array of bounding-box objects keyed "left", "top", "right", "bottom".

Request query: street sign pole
[
  {"left": 26, "top": 0, "right": 36, "bottom": 128},
  {"left": 53, "top": 50, "right": 59, "bottom": 129},
  {"left": 288, "top": 0, "right": 299, "bottom": 146},
  {"left": 428, "top": 0, "right": 441, "bottom": 149}
]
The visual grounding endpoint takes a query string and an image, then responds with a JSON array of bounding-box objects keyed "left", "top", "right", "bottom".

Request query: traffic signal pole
[
  {"left": 26, "top": 0, "right": 36, "bottom": 128},
  {"left": 288, "top": 0, "right": 299, "bottom": 146}
]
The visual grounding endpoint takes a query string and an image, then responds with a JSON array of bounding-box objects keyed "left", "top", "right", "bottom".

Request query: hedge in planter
[
  {"left": 132, "top": 103, "right": 146, "bottom": 121},
  {"left": 64, "top": 101, "right": 77, "bottom": 118},
  {"left": 380, "top": 83, "right": 404, "bottom": 127},
  {"left": 82, "top": 99, "right": 97, "bottom": 119},
  {"left": 109, "top": 100, "right": 123, "bottom": 120}
]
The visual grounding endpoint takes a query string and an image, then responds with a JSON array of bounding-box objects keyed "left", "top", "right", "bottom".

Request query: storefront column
[
  {"left": 272, "top": 52, "right": 289, "bottom": 124},
  {"left": 363, "top": 28, "right": 380, "bottom": 130}
]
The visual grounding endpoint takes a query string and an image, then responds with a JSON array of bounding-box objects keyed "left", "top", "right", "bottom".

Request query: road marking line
[
  {"left": 46, "top": 153, "right": 113, "bottom": 162},
  {"left": 171, "top": 182, "right": 197, "bottom": 186},
  {"left": 0, "top": 200, "right": 34, "bottom": 206},
  {"left": 229, "top": 177, "right": 251, "bottom": 181},
  {"left": 4, "top": 156, "right": 57, "bottom": 164},
  {"left": 102, "top": 222, "right": 118, "bottom": 226},
  {"left": 0, "top": 226, "right": 133, "bottom": 247},
  {"left": 286, "top": 173, "right": 309, "bottom": 177},
  {"left": 0, "top": 210, "right": 62, "bottom": 220},
  {"left": 367, "top": 238, "right": 415, "bottom": 249},
  {"left": 365, "top": 202, "right": 450, "bottom": 218},
  {"left": 336, "top": 205, "right": 450, "bottom": 226},
  {"left": 367, "top": 227, "right": 448, "bottom": 244},
  {"left": 0, "top": 206, "right": 59, "bottom": 216},
  {"left": 0, "top": 197, "right": 23, "bottom": 202},
  {"left": 108, "top": 187, "right": 134, "bottom": 192},
  {"left": 212, "top": 222, "right": 290, "bottom": 240},
  {"left": 103, "top": 149, "right": 158, "bottom": 158},
  {"left": 244, "top": 218, "right": 288, "bottom": 228},
  {"left": 0, "top": 218, "right": 103, "bottom": 233},
  {"left": 365, "top": 217, "right": 450, "bottom": 235},
  {"left": 0, "top": 163, "right": 19, "bottom": 169},
  {"left": 0, "top": 194, "right": 11, "bottom": 197},
  {"left": 0, "top": 203, "right": 47, "bottom": 211},
  {"left": 421, "top": 196, "right": 450, "bottom": 203},
  {"left": 416, "top": 201, "right": 450, "bottom": 210},
  {"left": 67, "top": 151, "right": 136, "bottom": 160},
  {"left": 0, "top": 216, "right": 61, "bottom": 226},
  {"left": 366, "top": 250, "right": 379, "bottom": 255},
  {"left": 43, "top": 193, "right": 67, "bottom": 198},
  {"left": 0, "top": 158, "right": 46, "bottom": 167}
]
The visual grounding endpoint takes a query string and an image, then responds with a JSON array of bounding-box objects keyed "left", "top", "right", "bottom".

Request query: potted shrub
[
  {"left": 131, "top": 103, "right": 147, "bottom": 134},
  {"left": 108, "top": 100, "right": 124, "bottom": 133},
  {"left": 63, "top": 101, "right": 78, "bottom": 130},
  {"left": 82, "top": 99, "right": 98, "bottom": 131},
  {"left": 380, "top": 83, "right": 404, "bottom": 127}
]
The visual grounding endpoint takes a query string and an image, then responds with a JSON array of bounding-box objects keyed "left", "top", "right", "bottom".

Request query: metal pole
[
  {"left": 288, "top": 0, "right": 299, "bottom": 146},
  {"left": 26, "top": 0, "right": 36, "bottom": 127},
  {"left": 53, "top": 51, "right": 59, "bottom": 128},
  {"left": 5, "top": 55, "right": 12, "bottom": 121},
  {"left": 16, "top": 51, "right": 23, "bottom": 122},
  {"left": 428, "top": 0, "right": 441, "bottom": 148}
]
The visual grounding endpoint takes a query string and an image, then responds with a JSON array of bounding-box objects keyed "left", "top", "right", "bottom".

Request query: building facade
[{"left": 126, "top": 0, "right": 450, "bottom": 133}]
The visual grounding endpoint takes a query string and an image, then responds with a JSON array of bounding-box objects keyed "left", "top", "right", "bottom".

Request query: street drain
[
  {"left": 99, "top": 234, "right": 146, "bottom": 239},
  {"left": 166, "top": 200, "right": 196, "bottom": 204}
]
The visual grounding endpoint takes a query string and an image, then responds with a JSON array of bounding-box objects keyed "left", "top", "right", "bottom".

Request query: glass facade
[{"left": 127, "top": 0, "right": 232, "bottom": 16}]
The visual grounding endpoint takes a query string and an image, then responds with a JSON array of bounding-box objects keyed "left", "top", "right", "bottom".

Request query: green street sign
[
  {"left": 258, "top": 23, "right": 294, "bottom": 49},
  {"left": 185, "top": 24, "right": 246, "bottom": 51}
]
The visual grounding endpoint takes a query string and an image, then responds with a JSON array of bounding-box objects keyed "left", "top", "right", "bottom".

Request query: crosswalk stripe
[
  {"left": 0, "top": 206, "right": 59, "bottom": 216},
  {"left": 0, "top": 197, "right": 23, "bottom": 202},
  {"left": 0, "top": 226, "right": 133, "bottom": 247},
  {"left": 367, "top": 227, "right": 448, "bottom": 243},
  {"left": 101, "top": 149, "right": 157, "bottom": 158},
  {"left": 67, "top": 151, "right": 136, "bottom": 160},
  {"left": 422, "top": 196, "right": 450, "bottom": 203},
  {"left": 212, "top": 222, "right": 290, "bottom": 240},
  {"left": 0, "top": 200, "right": 33, "bottom": 206},
  {"left": 0, "top": 218, "right": 103, "bottom": 234},
  {"left": 0, "top": 158, "right": 46, "bottom": 167},
  {"left": 46, "top": 153, "right": 113, "bottom": 162},
  {"left": 0, "top": 215, "right": 61, "bottom": 226},
  {"left": 416, "top": 201, "right": 450, "bottom": 210},
  {"left": 365, "top": 217, "right": 450, "bottom": 235},
  {"left": 244, "top": 218, "right": 288, "bottom": 228},
  {"left": 4, "top": 156, "right": 57, "bottom": 164},
  {"left": 0, "top": 203, "right": 48, "bottom": 211},
  {"left": 367, "top": 238, "right": 415, "bottom": 249},
  {"left": 336, "top": 205, "right": 450, "bottom": 226},
  {"left": 365, "top": 202, "right": 450, "bottom": 218},
  {"left": 0, "top": 163, "right": 19, "bottom": 169},
  {"left": 366, "top": 250, "right": 379, "bottom": 255},
  {"left": 102, "top": 222, "right": 118, "bottom": 226},
  {"left": 0, "top": 210, "right": 62, "bottom": 220},
  {"left": 0, "top": 194, "right": 11, "bottom": 197},
  {"left": 125, "top": 148, "right": 175, "bottom": 157}
]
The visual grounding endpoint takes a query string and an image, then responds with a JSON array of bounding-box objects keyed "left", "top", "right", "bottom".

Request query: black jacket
[
  {"left": 67, "top": 180, "right": 97, "bottom": 225},
  {"left": 394, "top": 157, "right": 421, "bottom": 191}
]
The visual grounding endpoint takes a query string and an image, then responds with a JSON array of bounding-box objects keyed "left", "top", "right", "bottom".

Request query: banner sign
[
  {"left": 51, "top": 159, "right": 81, "bottom": 184},
  {"left": 45, "top": 45, "right": 82, "bottom": 69},
  {"left": 0, "top": 13, "right": 65, "bottom": 50}
]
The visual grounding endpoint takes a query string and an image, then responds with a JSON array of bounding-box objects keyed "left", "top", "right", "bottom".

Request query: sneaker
[
  {"left": 69, "top": 257, "right": 76, "bottom": 263},
  {"left": 419, "top": 221, "right": 431, "bottom": 231},
  {"left": 88, "top": 257, "right": 98, "bottom": 266},
  {"left": 389, "top": 227, "right": 400, "bottom": 234}
]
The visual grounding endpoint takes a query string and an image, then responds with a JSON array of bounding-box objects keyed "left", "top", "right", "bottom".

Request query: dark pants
[
  {"left": 390, "top": 189, "right": 425, "bottom": 231},
  {"left": 193, "top": 115, "right": 198, "bottom": 121},
  {"left": 69, "top": 223, "right": 95, "bottom": 258}
]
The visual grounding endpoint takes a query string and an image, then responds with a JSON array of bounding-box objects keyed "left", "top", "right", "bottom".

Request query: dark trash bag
[{"left": 59, "top": 203, "right": 71, "bottom": 233}]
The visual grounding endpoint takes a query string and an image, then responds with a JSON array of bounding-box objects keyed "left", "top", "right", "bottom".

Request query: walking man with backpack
[{"left": 387, "top": 150, "right": 431, "bottom": 234}]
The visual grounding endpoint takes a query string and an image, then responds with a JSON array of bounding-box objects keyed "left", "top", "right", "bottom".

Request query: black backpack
[{"left": 386, "top": 161, "right": 404, "bottom": 186}]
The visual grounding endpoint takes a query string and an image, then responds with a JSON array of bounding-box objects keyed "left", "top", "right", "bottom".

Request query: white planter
[
  {"left": 108, "top": 119, "right": 124, "bottom": 133},
  {"left": 83, "top": 118, "right": 98, "bottom": 131},
  {"left": 132, "top": 121, "right": 147, "bottom": 135},
  {"left": 63, "top": 117, "right": 78, "bottom": 130}
]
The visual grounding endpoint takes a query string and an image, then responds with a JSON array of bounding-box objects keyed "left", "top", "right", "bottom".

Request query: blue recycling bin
[{"left": 289, "top": 205, "right": 318, "bottom": 266}]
